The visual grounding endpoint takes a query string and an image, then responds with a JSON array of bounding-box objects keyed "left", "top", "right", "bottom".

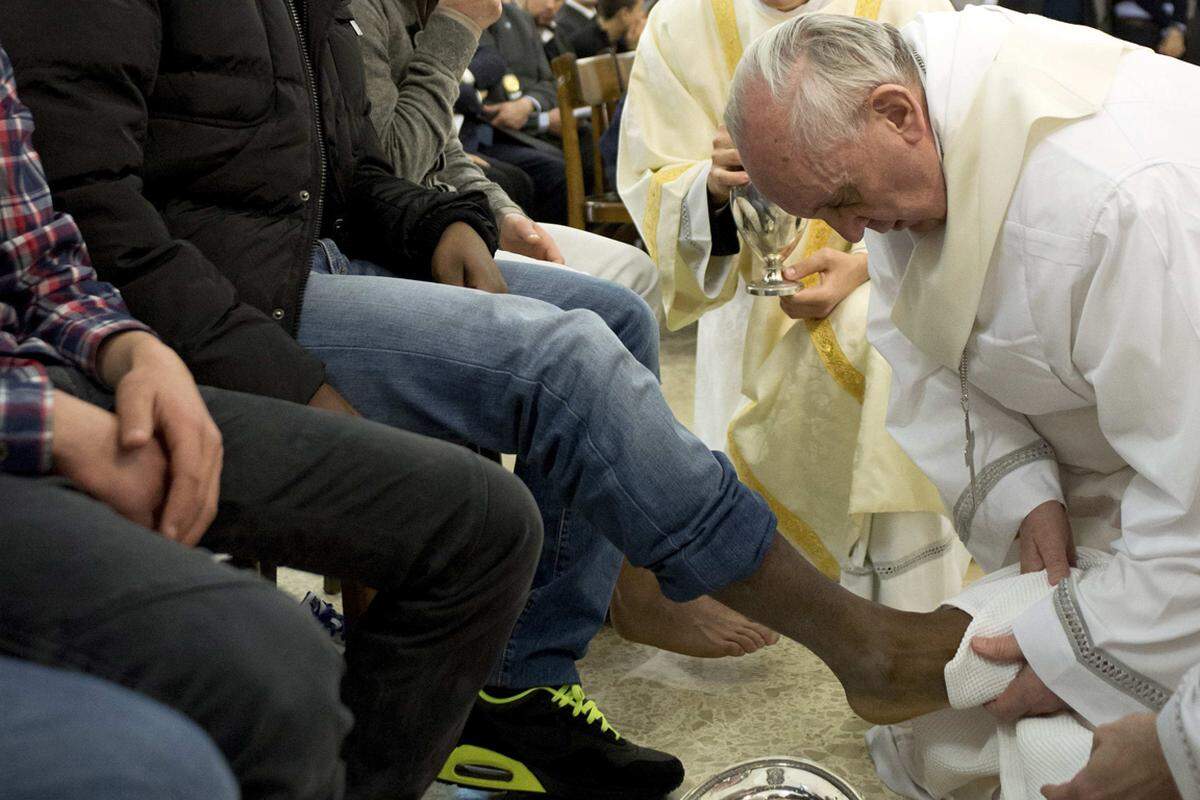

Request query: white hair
[{"left": 725, "top": 14, "right": 922, "bottom": 155}]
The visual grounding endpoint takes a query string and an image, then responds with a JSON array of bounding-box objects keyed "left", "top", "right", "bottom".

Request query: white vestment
[
  {"left": 618, "top": 0, "right": 969, "bottom": 611},
  {"left": 869, "top": 6, "right": 1200, "bottom": 726},
  {"left": 1161, "top": 663, "right": 1200, "bottom": 800}
]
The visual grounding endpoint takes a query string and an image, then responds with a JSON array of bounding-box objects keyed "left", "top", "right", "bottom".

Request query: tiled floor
[{"left": 278, "top": 322, "right": 900, "bottom": 800}]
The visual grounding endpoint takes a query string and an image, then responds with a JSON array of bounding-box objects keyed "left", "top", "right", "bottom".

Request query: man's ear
[{"left": 868, "top": 84, "right": 924, "bottom": 145}]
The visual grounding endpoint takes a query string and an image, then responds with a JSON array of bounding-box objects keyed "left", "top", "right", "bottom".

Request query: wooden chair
[{"left": 550, "top": 51, "right": 636, "bottom": 230}]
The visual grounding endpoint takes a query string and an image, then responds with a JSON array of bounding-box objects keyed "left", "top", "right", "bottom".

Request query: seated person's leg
[
  {"left": 507, "top": 222, "right": 664, "bottom": 319},
  {"left": 610, "top": 560, "right": 779, "bottom": 658},
  {"left": 0, "top": 655, "right": 237, "bottom": 800},
  {"left": 297, "top": 245, "right": 967, "bottom": 729},
  {"left": 477, "top": 152, "right": 537, "bottom": 211},
  {"left": 192, "top": 385, "right": 543, "bottom": 800},
  {"left": 478, "top": 139, "right": 569, "bottom": 224},
  {"left": 0, "top": 471, "right": 350, "bottom": 800}
]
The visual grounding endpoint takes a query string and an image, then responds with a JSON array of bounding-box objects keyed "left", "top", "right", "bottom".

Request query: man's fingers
[
  {"left": 157, "top": 413, "right": 214, "bottom": 541},
  {"left": 983, "top": 679, "right": 1032, "bottom": 723},
  {"left": 1020, "top": 533, "right": 1046, "bottom": 575},
  {"left": 779, "top": 286, "right": 836, "bottom": 319},
  {"left": 1042, "top": 545, "right": 1072, "bottom": 586},
  {"left": 114, "top": 378, "right": 156, "bottom": 448},
  {"left": 712, "top": 148, "right": 743, "bottom": 169},
  {"left": 1041, "top": 782, "right": 1077, "bottom": 800},
  {"left": 434, "top": 260, "right": 465, "bottom": 287},
  {"left": 971, "top": 633, "right": 1024, "bottom": 663},
  {"left": 713, "top": 167, "right": 750, "bottom": 188},
  {"left": 533, "top": 224, "right": 565, "bottom": 264},
  {"left": 984, "top": 666, "right": 1063, "bottom": 722},
  {"left": 181, "top": 442, "right": 222, "bottom": 548}
]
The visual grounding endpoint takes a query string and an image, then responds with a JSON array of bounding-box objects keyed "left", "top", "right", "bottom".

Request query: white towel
[{"left": 868, "top": 550, "right": 1110, "bottom": 800}]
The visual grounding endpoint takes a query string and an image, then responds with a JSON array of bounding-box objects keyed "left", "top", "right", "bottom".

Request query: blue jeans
[
  {"left": 302, "top": 241, "right": 776, "bottom": 687},
  {"left": 0, "top": 656, "right": 237, "bottom": 800}
]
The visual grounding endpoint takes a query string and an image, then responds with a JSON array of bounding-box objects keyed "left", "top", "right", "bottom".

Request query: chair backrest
[{"left": 552, "top": 51, "right": 631, "bottom": 227}]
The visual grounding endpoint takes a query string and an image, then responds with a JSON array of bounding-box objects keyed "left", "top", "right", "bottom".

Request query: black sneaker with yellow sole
[{"left": 437, "top": 684, "right": 685, "bottom": 799}]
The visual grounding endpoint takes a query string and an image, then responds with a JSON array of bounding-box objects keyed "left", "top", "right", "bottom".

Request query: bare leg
[
  {"left": 610, "top": 561, "right": 780, "bottom": 658},
  {"left": 713, "top": 535, "right": 969, "bottom": 724}
]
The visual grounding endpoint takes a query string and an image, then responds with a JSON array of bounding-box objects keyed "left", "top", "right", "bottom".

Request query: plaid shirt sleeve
[{"left": 0, "top": 47, "right": 151, "bottom": 474}]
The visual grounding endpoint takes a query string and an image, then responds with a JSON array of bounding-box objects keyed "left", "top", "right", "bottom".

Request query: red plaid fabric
[{"left": 0, "top": 46, "right": 150, "bottom": 474}]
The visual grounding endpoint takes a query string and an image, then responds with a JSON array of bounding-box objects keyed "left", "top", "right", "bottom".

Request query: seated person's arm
[
  {"left": 340, "top": 78, "right": 507, "bottom": 291},
  {"left": 0, "top": 46, "right": 220, "bottom": 543},
  {"left": 3, "top": 0, "right": 327, "bottom": 406},
  {"left": 352, "top": 0, "right": 499, "bottom": 183}
]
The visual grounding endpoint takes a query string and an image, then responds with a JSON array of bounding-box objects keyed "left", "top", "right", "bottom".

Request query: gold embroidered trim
[
  {"left": 642, "top": 163, "right": 694, "bottom": 264},
  {"left": 728, "top": 437, "right": 842, "bottom": 580},
  {"left": 853, "top": 0, "right": 883, "bottom": 21},
  {"left": 711, "top": 0, "right": 743, "bottom": 80},
  {"left": 799, "top": 221, "right": 867, "bottom": 403}
]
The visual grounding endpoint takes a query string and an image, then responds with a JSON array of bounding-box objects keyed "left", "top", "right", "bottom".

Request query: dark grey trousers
[{"left": 0, "top": 369, "right": 542, "bottom": 800}]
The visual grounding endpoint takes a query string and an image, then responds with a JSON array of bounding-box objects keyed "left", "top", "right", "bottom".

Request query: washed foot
[
  {"left": 836, "top": 606, "right": 970, "bottom": 724},
  {"left": 610, "top": 564, "right": 781, "bottom": 658}
]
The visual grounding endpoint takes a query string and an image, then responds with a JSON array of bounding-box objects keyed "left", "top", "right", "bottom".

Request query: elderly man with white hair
[{"left": 726, "top": 0, "right": 1200, "bottom": 765}]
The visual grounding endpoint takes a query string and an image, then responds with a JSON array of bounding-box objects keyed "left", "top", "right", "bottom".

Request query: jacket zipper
[{"left": 286, "top": 0, "right": 327, "bottom": 337}]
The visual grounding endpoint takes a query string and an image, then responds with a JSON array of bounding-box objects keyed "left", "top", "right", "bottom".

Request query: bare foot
[
  {"left": 836, "top": 606, "right": 970, "bottom": 724},
  {"left": 610, "top": 562, "right": 781, "bottom": 658},
  {"left": 711, "top": 534, "right": 970, "bottom": 725}
]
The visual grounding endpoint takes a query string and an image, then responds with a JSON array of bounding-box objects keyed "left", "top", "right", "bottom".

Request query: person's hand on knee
[
  {"left": 51, "top": 388, "right": 169, "bottom": 532},
  {"left": 499, "top": 213, "right": 564, "bottom": 264},
  {"left": 432, "top": 221, "right": 509, "bottom": 293},
  {"left": 1042, "top": 713, "right": 1182, "bottom": 800},
  {"left": 94, "top": 331, "right": 223, "bottom": 545}
]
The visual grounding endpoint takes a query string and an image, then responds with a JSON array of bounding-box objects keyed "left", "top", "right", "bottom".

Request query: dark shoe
[{"left": 437, "top": 684, "right": 684, "bottom": 799}]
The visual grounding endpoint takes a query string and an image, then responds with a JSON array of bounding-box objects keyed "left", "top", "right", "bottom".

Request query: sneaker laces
[{"left": 548, "top": 684, "right": 620, "bottom": 740}]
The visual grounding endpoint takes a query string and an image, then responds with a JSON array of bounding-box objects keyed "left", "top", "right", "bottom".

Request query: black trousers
[{"left": 0, "top": 369, "right": 542, "bottom": 800}]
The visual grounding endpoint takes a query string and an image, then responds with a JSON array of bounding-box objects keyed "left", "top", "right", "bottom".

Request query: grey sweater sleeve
[
  {"left": 352, "top": 0, "right": 518, "bottom": 217},
  {"left": 439, "top": 136, "right": 523, "bottom": 219},
  {"left": 1159, "top": 663, "right": 1200, "bottom": 800}
]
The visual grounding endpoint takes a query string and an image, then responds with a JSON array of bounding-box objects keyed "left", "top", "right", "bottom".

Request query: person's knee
[
  {"left": 474, "top": 460, "right": 543, "bottom": 606},
  {"left": 572, "top": 284, "right": 661, "bottom": 374},
  {"left": 172, "top": 584, "right": 351, "bottom": 795}
]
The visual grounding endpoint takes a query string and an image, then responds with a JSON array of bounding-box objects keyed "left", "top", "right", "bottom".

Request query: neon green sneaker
[{"left": 438, "top": 684, "right": 684, "bottom": 799}]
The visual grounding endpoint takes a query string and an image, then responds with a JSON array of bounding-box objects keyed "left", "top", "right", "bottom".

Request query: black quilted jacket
[{"left": 3, "top": 0, "right": 498, "bottom": 403}]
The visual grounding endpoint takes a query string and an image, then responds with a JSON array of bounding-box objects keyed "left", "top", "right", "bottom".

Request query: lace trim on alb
[
  {"left": 841, "top": 536, "right": 957, "bottom": 578},
  {"left": 1053, "top": 578, "right": 1172, "bottom": 712},
  {"left": 953, "top": 439, "right": 1056, "bottom": 542}
]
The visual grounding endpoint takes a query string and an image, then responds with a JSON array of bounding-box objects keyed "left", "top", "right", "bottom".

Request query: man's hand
[
  {"left": 777, "top": 249, "right": 868, "bottom": 320},
  {"left": 707, "top": 124, "right": 750, "bottom": 204},
  {"left": 440, "top": 0, "right": 503, "bottom": 29},
  {"left": 971, "top": 634, "right": 1069, "bottom": 722},
  {"left": 308, "top": 383, "right": 360, "bottom": 416},
  {"left": 499, "top": 213, "right": 565, "bottom": 264},
  {"left": 484, "top": 98, "right": 535, "bottom": 131},
  {"left": 1019, "top": 500, "right": 1076, "bottom": 585},
  {"left": 96, "top": 331, "right": 223, "bottom": 546},
  {"left": 432, "top": 221, "right": 508, "bottom": 293},
  {"left": 51, "top": 389, "right": 169, "bottom": 531},
  {"left": 1159, "top": 27, "right": 1186, "bottom": 58},
  {"left": 1042, "top": 713, "right": 1182, "bottom": 800}
]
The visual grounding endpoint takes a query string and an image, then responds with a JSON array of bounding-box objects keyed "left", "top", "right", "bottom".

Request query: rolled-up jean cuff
[{"left": 654, "top": 452, "right": 777, "bottom": 602}]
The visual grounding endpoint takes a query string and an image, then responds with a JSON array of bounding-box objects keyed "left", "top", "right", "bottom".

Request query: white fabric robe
[
  {"left": 1161, "top": 663, "right": 1200, "bottom": 800},
  {"left": 869, "top": 8, "right": 1200, "bottom": 725},
  {"left": 618, "top": 0, "right": 969, "bottom": 611}
]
